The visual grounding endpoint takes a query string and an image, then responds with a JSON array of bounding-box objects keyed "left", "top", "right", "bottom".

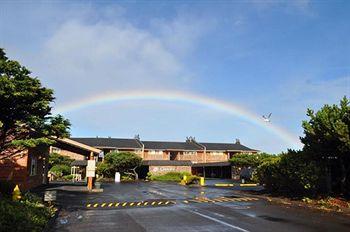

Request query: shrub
[
  {"left": 0, "top": 181, "right": 16, "bottom": 196},
  {"left": 50, "top": 164, "right": 71, "bottom": 177},
  {"left": 62, "top": 174, "right": 74, "bottom": 180},
  {"left": 148, "top": 172, "right": 191, "bottom": 182},
  {"left": 0, "top": 193, "right": 55, "bottom": 231},
  {"left": 254, "top": 150, "right": 323, "bottom": 197}
]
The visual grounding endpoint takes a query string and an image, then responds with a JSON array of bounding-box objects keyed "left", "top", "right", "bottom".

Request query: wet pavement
[{"left": 48, "top": 181, "right": 350, "bottom": 232}]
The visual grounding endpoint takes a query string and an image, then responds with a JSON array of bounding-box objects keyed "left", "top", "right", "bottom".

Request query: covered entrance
[{"left": 192, "top": 162, "right": 232, "bottom": 179}]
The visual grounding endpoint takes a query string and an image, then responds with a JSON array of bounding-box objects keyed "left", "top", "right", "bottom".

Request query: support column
[{"left": 87, "top": 152, "right": 94, "bottom": 191}]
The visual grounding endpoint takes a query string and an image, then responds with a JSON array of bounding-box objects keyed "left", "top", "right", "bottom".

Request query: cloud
[{"left": 26, "top": 11, "right": 209, "bottom": 104}]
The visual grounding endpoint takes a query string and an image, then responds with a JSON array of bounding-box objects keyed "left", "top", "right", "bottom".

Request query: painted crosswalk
[
  {"left": 182, "top": 196, "right": 259, "bottom": 204},
  {"left": 86, "top": 200, "right": 176, "bottom": 209},
  {"left": 85, "top": 197, "right": 258, "bottom": 209}
]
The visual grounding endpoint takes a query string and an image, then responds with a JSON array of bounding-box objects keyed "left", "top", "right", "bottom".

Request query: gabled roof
[
  {"left": 201, "top": 142, "right": 257, "bottom": 152},
  {"left": 56, "top": 138, "right": 102, "bottom": 154},
  {"left": 70, "top": 137, "right": 142, "bottom": 149},
  {"left": 142, "top": 141, "right": 203, "bottom": 151}
]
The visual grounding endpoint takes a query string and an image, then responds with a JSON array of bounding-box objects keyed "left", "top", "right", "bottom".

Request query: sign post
[{"left": 87, "top": 152, "right": 95, "bottom": 191}]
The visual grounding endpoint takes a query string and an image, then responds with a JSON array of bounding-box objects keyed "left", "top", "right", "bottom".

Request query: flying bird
[{"left": 262, "top": 113, "right": 272, "bottom": 122}]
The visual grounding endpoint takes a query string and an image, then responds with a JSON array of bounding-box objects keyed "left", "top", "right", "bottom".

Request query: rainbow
[{"left": 54, "top": 90, "right": 302, "bottom": 148}]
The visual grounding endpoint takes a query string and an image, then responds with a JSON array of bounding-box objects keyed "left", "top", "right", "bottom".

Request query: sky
[{"left": 0, "top": 0, "right": 349, "bottom": 153}]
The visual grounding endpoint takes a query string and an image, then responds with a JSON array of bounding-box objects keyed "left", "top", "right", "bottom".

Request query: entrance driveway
[{"left": 49, "top": 182, "right": 350, "bottom": 232}]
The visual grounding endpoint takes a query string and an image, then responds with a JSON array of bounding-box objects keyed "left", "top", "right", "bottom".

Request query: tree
[
  {"left": 230, "top": 153, "right": 275, "bottom": 168},
  {"left": 301, "top": 96, "right": 350, "bottom": 195},
  {"left": 48, "top": 153, "right": 73, "bottom": 169},
  {"left": 97, "top": 152, "right": 142, "bottom": 179},
  {"left": 0, "top": 48, "right": 70, "bottom": 157}
]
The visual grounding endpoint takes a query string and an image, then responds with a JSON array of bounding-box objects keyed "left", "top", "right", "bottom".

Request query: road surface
[{"left": 46, "top": 181, "right": 350, "bottom": 232}]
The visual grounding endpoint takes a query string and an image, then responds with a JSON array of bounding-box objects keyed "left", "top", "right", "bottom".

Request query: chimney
[
  {"left": 134, "top": 134, "right": 140, "bottom": 140},
  {"left": 235, "top": 139, "right": 240, "bottom": 144},
  {"left": 186, "top": 136, "right": 196, "bottom": 143}
]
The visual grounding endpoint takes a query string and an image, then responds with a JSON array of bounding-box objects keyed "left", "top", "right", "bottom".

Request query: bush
[
  {"left": 254, "top": 150, "right": 323, "bottom": 197},
  {"left": 0, "top": 193, "right": 55, "bottom": 231},
  {"left": 50, "top": 164, "right": 71, "bottom": 177},
  {"left": 62, "top": 174, "right": 74, "bottom": 180},
  {"left": 148, "top": 172, "right": 191, "bottom": 182},
  {"left": 0, "top": 181, "right": 16, "bottom": 197},
  {"left": 96, "top": 162, "right": 112, "bottom": 177}
]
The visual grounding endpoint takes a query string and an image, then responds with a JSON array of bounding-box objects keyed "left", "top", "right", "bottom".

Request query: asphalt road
[{"left": 48, "top": 181, "right": 350, "bottom": 232}]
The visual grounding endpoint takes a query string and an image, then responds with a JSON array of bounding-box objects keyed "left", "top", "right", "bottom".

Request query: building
[
  {"left": 0, "top": 138, "right": 101, "bottom": 191},
  {"left": 0, "top": 145, "right": 49, "bottom": 190},
  {"left": 52, "top": 136, "right": 258, "bottom": 179}
]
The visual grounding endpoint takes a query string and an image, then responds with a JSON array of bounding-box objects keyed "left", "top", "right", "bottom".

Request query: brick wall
[
  {"left": 57, "top": 148, "right": 85, "bottom": 161},
  {"left": 0, "top": 145, "right": 49, "bottom": 191}
]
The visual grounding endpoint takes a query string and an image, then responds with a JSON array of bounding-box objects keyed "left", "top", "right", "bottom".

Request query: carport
[{"left": 192, "top": 162, "right": 232, "bottom": 179}]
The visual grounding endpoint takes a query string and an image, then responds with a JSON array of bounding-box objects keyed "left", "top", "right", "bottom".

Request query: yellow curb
[
  {"left": 215, "top": 183, "right": 234, "bottom": 187},
  {"left": 93, "top": 203, "right": 99, "bottom": 208},
  {"left": 108, "top": 203, "right": 113, "bottom": 207},
  {"left": 101, "top": 203, "right": 106, "bottom": 207},
  {"left": 115, "top": 202, "right": 120, "bottom": 207},
  {"left": 151, "top": 202, "right": 156, "bottom": 205},
  {"left": 137, "top": 202, "right": 142, "bottom": 206},
  {"left": 239, "top": 184, "right": 258, "bottom": 187},
  {"left": 144, "top": 202, "right": 148, "bottom": 206},
  {"left": 122, "top": 202, "right": 127, "bottom": 207},
  {"left": 87, "top": 204, "right": 91, "bottom": 208},
  {"left": 183, "top": 200, "right": 189, "bottom": 204},
  {"left": 130, "top": 202, "right": 135, "bottom": 206}
]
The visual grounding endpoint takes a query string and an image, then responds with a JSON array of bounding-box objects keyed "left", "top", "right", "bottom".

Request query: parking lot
[{"left": 48, "top": 181, "right": 350, "bottom": 232}]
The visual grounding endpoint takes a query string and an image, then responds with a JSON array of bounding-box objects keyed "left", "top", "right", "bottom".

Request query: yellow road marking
[
  {"left": 108, "top": 203, "right": 113, "bottom": 207},
  {"left": 87, "top": 204, "right": 91, "bottom": 208},
  {"left": 115, "top": 202, "right": 120, "bottom": 207},
  {"left": 122, "top": 202, "right": 127, "bottom": 207},
  {"left": 101, "top": 203, "right": 106, "bottom": 207},
  {"left": 93, "top": 203, "right": 99, "bottom": 208}
]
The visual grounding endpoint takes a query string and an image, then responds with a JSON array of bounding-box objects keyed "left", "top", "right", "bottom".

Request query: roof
[
  {"left": 69, "top": 137, "right": 258, "bottom": 152},
  {"left": 201, "top": 142, "right": 257, "bottom": 152},
  {"left": 142, "top": 141, "right": 203, "bottom": 150},
  {"left": 192, "top": 161, "right": 231, "bottom": 167},
  {"left": 71, "top": 137, "right": 142, "bottom": 149},
  {"left": 142, "top": 160, "right": 193, "bottom": 166},
  {"left": 56, "top": 138, "right": 102, "bottom": 154},
  {"left": 71, "top": 160, "right": 87, "bottom": 166}
]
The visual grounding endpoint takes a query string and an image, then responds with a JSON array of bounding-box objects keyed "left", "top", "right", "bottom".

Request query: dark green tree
[
  {"left": 230, "top": 153, "right": 275, "bottom": 168},
  {"left": 97, "top": 152, "right": 142, "bottom": 179},
  {"left": 301, "top": 96, "right": 350, "bottom": 195},
  {"left": 0, "top": 48, "right": 70, "bottom": 157}
]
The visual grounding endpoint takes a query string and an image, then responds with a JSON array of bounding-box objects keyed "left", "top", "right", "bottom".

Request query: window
[
  {"left": 183, "top": 151, "right": 197, "bottom": 155},
  {"left": 30, "top": 156, "right": 37, "bottom": 176},
  {"left": 210, "top": 151, "right": 225, "bottom": 156},
  {"left": 51, "top": 147, "right": 61, "bottom": 154},
  {"left": 149, "top": 150, "right": 163, "bottom": 155}
]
